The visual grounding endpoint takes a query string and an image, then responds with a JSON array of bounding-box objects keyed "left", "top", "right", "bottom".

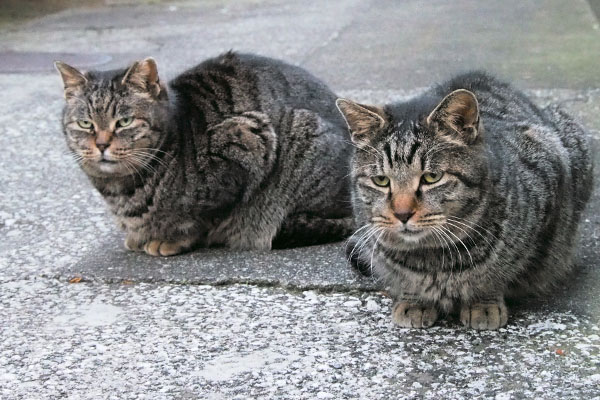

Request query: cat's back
[
  {"left": 440, "top": 71, "right": 593, "bottom": 223},
  {"left": 435, "top": 71, "right": 547, "bottom": 125},
  {"left": 169, "top": 52, "right": 344, "bottom": 126}
]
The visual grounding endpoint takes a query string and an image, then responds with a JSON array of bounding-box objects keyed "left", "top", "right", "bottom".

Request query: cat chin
[
  {"left": 394, "top": 229, "right": 430, "bottom": 244},
  {"left": 83, "top": 161, "right": 129, "bottom": 178},
  {"left": 400, "top": 233, "right": 427, "bottom": 243}
]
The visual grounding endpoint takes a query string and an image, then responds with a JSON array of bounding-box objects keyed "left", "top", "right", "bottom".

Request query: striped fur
[
  {"left": 56, "top": 52, "right": 353, "bottom": 255},
  {"left": 338, "top": 72, "right": 593, "bottom": 329}
]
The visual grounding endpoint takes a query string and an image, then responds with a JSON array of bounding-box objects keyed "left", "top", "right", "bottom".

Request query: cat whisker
[
  {"left": 428, "top": 227, "right": 446, "bottom": 271},
  {"left": 353, "top": 225, "right": 384, "bottom": 266},
  {"left": 345, "top": 223, "right": 372, "bottom": 248},
  {"left": 346, "top": 224, "right": 377, "bottom": 264},
  {"left": 432, "top": 226, "right": 460, "bottom": 264},
  {"left": 446, "top": 216, "right": 511, "bottom": 267},
  {"left": 444, "top": 221, "right": 477, "bottom": 247},
  {"left": 439, "top": 224, "right": 474, "bottom": 270},
  {"left": 417, "top": 216, "right": 446, "bottom": 223},
  {"left": 446, "top": 216, "right": 500, "bottom": 247},
  {"left": 122, "top": 157, "right": 145, "bottom": 183},
  {"left": 130, "top": 150, "right": 173, "bottom": 175},
  {"left": 128, "top": 153, "right": 164, "bottom": 177},
  {"left": 369, "top": 229, "right": 386, "bottom": 276}
]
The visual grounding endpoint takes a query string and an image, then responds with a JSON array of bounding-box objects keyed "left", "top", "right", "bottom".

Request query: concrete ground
[{"left": 0, "top": 0, "right": 599, "bottom": 398}]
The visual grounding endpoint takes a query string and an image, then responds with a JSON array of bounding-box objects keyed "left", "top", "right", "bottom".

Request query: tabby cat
[
  {"left": 337, "top": 72, "right": 593, "bottom": 330},
  {"left": 55, "top": 52, "right": 353, "bottom": 256}
]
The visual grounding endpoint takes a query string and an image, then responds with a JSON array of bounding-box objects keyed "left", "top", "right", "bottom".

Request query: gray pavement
[{"left": 0, "top": 0, "right": 599, "bottom": 399}]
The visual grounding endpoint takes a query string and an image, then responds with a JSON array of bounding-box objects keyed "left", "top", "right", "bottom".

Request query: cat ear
[
  {"left": 54, "top": 61, "right": 87, "bottom": 97},
  {"left": 336, "top": 99, "right": 387, "bottom": 145},
  {"left": 122, "top": 57, "right": 161, "bottom": 97},
  {"left": 427, "top": 89, "right": 480, "bottom": 144}
]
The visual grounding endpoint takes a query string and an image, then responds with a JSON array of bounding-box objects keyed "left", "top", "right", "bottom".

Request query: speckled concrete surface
[
  {"left": 1, "top": 280, "right": 599, "bottom": 400},
  {"left": 0, "top": 0, "right": 599, "bottom": 399}
]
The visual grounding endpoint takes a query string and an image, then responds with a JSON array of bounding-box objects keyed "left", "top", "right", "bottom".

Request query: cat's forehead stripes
[
  {"left": 381, "top": 126, "right": 423, "bottom": 169},
  {"left": 90, "top": 86, "right": 116, "bottom": 115}
]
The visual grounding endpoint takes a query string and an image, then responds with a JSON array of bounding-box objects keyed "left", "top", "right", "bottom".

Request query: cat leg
[
  {"left": 460, "top": 296, "right": 508, "bottom": 330},
  {"left": 392, "top": 295, "right": 438, "bottom": 328},
  {"left": 206, "top": 111, "right": 281, "bottom": 250}
]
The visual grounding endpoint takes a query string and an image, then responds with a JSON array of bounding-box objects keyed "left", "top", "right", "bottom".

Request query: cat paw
[
  {"left": 460, "top": 300, "right": 508, "bottom": 330},
  {"left": 392, "top": 302, "right": 438, "bottom": 328},
  {"left": 143, "top": 239, "right": 190, "bottom": 257},
  {"left": 124, "top": 235, "right": 143, "bottom": 252}
]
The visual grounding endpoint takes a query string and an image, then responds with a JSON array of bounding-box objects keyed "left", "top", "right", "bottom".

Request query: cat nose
[
  {"left": 97, "top": 143, "right": 109, "bottom": 152},
  {"left": 393, "top": 211, "right": 415, "bottom": 224}
]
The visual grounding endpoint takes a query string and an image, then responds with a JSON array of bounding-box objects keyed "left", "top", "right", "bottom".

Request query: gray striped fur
[
  {"left": 56, "top": 52, "right": 353, "bottom": 255},
  {"left": 338, "top": 72, "right": 593, "bottom": 330}
]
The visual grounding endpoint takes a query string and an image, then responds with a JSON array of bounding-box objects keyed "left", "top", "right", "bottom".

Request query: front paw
[
  {"left": 124, "top": 235, "right": 144, "bottom": 252},
  {"left": 460, "top": 300, "right": 508, "bottom": 330},
  {"left": 132, "top": 238, "right": 195, "bottom": 257},
  {"left": 143, "top": 240, "right": 179, "bottom": 257},
  {"left": 392, "top": 301, "right": 438, "bottom": 328}
]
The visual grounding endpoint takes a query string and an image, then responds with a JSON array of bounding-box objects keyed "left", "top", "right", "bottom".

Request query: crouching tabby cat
[
  {"left": 55, "top": 52, "right": 353, "bottom": 256},
  {"left": 337, "top": 72, "right": 593, "bottom": 330}
]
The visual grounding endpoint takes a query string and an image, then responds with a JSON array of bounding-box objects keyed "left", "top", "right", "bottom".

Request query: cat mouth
[
  {"left": 396, "top": 227, "right": 429, "bottom": 242},
  {"left": 96, "top": 158, "right": 121, "bottom": 174},
  {"left": 398, "top": 226, "right": 422, "bottom": 234}
]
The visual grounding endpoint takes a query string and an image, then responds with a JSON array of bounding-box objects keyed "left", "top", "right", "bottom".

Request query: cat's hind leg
[{"left": 208, "top": 108, "right": 348, "bottom": 251}]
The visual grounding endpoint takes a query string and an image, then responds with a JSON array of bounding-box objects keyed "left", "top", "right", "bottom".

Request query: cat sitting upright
[
  {"left": 337, "top": 72, "right": 593, "bottom": 330},
  {"left": 55, "top": 52, "right": 353, "bottom": 256}
]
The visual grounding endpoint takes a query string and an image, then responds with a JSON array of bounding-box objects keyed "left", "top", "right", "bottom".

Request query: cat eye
[
  {"left": 372, "top": 175, "right": 390, "bottom": 187},
  {"left": 117, "top": 117, "right": 134, "bottom": 127},
  {"left": 422, "top": 172, "right": 444, "bottom": 184},
  {"left": 77, "top": 120, "right": 93, "bottom": 129}
]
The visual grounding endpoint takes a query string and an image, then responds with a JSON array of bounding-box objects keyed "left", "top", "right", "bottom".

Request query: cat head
[
  {"left": 337, "top": 89, "right": 487, "bottom": 245},
  {"left": 55, "top": 58, "right": 169, "bottom": 178}
]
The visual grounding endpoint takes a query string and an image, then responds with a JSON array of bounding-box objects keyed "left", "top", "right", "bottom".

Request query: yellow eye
[
  {"left": 77, "top": 120, "right": 93, "bottom": 129},
  {"left": 117, "top": 117, "right": 134, "bottom": 127},
  {"left": 372, "top": 175, "right": 390, "bottom": 187},
  {"left": 422, "top": 172, "right": 444, "bottom": 184}
]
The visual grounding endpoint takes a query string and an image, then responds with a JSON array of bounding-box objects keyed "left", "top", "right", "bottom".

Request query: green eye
[
  {"left": 77, "top": 120, "right": 93, "bottom": 129},
  {"left": 372, "top": 175, "right": 390, "bottom": 187},
  {"left": 117, "top": 117, "right": 134, "bottom": 127},
  {"left": 422, "top": 172, "right": 444, "bottom": 184}
]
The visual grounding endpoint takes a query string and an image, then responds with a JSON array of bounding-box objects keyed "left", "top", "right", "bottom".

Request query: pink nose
[
  {"left": 97, "top": 143, "right": 108, "bottom": 152},
  {"left": 391, "top": 194, "right": 417, "bottom": 223},
  {"left": 394, "top": 211, "right": 414, "bottom": 223}
]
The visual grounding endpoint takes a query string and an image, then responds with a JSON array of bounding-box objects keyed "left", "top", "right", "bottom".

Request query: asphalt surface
[{"left": 0, "top": 0, "right": 599, "bottom": 399}]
